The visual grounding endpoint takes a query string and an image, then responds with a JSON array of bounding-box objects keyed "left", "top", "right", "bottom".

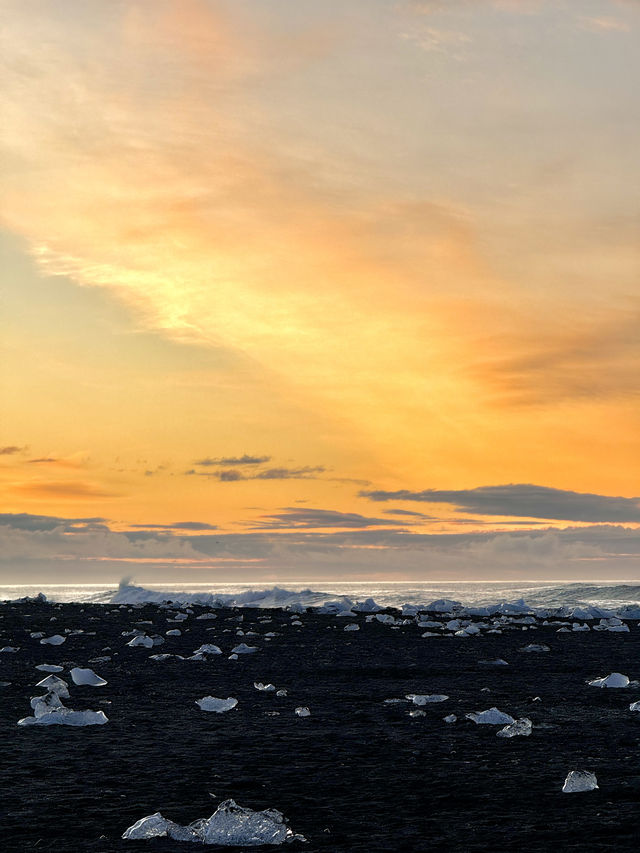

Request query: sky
[{"left": 1, "top": 0, "right": 639, "bottom": 584}]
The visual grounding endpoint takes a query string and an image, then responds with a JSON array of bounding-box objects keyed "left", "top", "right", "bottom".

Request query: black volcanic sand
[{"left": 2, "top": 602, "right": 640, "bottom": 852}]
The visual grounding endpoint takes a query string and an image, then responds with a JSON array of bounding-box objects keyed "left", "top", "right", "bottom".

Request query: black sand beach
[{"left": 2, "top": 599, "right": 640, "bottom": 852}]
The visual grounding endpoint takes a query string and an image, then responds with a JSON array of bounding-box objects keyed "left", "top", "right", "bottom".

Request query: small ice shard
[
  {"left": 466, "top": 708, "right": 515, "bottom": 725},
  {"left": 254, "top": 683, "right": 276, "bottom": 692},
  {"left": 35, "top": 675, "right": 70, "bottom": 697},
  {"left": 228, "top": 654, "right": 239, "bottom": 660},
  {"left": 231, "top": 643, "right": 257, "bottom": 654},
  {"left": 443, "top": 714, "right": 457, "bottom": 723},
  {"left": 0, "top": 646, "right": 19, "bottom": 653},
  {"left": 196, "top": 612, "right": 218, "bottom": 620},
  {"left": 520, "top": 644, "right": 550, "bottom": 653},
  {"left": 562, "top": 771, "right": 598, "bottom": 793},
  {"left": 588, "top": 672, "right": 629, "bottom": 688},
  {"left": 70, "top": 667, "right": 107, "bottom": 687},
  {"left": 30, "top": 632, "right": 44, "bottom": 639},
  {"left": 276, "top": 689, "right": 287, "bottom": 697},
  {"left": 121, "top": 812, "right": 169, "bottom": 839},
  {"left": 406, "top": 694, "right": 449, "bottom": 705},
  {"left": 192, "top": 644, "right": 222, "bottom": 656},
  {"left": 127, "top": 634, "right": 154, "bottom": 648},
  {"left": 40, "top": 635, "right": 66, "bottom": 645},
  {"left": 409, "top": 709, "right": 426, "bottom": 717},
  {"left": 122, "top": 812, "right": 199, "bottom": 842},
  {"left": 166, "top": 629, "right": 181, "bottom": 636},
  {"left": 383, "top": 698, "right": 409, "bottom": 704},
  {"left": 35, "top": 664, "right": 64, "bottom": 673},
  {"left": 479, "top": 659, "right": 509, "bottom": 666},
  {"left": 496, "top": 718, "right": 533, "bottom": 738},
  {"left": 629, "top": 701, "right": 640, "bottom": 711},
  {"left": 344, "top": 623, "right": 360, "bottom": 632},
  {"left": 196, "top": 696, "right": 238, "bottom": 713},
  {"left": 295, "top": 707, "right": 310, "bottom": 717}
]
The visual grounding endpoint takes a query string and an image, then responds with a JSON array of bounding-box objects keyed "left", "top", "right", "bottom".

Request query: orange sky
[{"left": 1, "top": 0, "right": 639, "bottom": 582}]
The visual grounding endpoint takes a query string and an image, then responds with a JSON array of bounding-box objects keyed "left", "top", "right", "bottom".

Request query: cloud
[
  {"left": 12, "top": 480, "right": 120, "bottom": 500},
  {"left": 2, "top": 513, "right": 640, "bottom": 581},
  {"left": 188, "top": 465, "right": 327, "bottom": 482},
  {"left": 0, "top": 512, "right": 107, "bottom": 532},
  {"left": 579, "top": 15, "right": 631, "bottom": 32},
  {"left": 361, "top": 484, "right": 640, "bottom": 523},
  {"left": 250, "top": 507, "right": 411, "bottom": 530},
  {"left": 130, "top": 521, "right": 218, "bottom": 531},
  {"left": 477, "top": 308, "right": 640, "bottom": 405},
  {"left": 194, "top": 455, "right": 271, "bottom": 467},
  {"left": 383, "top": 508, "right": 437, "bottom": 519},
  {"left": 0, "top": 445, "right": 26, "bottom": 455}
]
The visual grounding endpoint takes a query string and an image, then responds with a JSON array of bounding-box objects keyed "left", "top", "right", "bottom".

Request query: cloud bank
[{"left": 361, "top": 484, "right": 640, "bottom": 523}]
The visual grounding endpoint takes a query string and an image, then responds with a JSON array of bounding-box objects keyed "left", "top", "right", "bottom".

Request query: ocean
[{"left": 2, "top": 579, "right": 640, "bottom": 611}]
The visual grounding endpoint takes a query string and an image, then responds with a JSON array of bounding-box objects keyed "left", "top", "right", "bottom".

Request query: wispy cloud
[
  {"left": 192, "top": 465, "right": 327, "bottom": 482},
  {"left": 579, "top": 15, "right": 631, "bottom": 32},
  {"left": 12, "top": 480, "right": 120, "bottom": 500},
  {"left": 250, "top": 507, "right": 410, "bottom": 530},
  {"left": 0, "top": 445, "right": 26, "bottom": 456},
  {"left": 361, "top": 484, "right": 640, "bottom": 523},
  {"left": 130, "top": 521, "right": 218, "bottom": 531},
  {"left": 193, "top": 455, "right": 271, "bottom": 467}
]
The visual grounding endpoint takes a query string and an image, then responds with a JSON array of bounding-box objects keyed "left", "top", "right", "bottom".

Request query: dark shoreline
[{"left": 2, "top": 599, "right": 640, "bottom": 852}]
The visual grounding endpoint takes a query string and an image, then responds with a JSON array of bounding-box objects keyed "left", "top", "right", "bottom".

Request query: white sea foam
[{"left": 5, "top": 579, "right": 640, "bottom": 619}]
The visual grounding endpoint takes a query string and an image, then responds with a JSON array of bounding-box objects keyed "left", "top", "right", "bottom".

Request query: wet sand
[{"left": 2, "top": 599, "right": 640, "bottom": 851}]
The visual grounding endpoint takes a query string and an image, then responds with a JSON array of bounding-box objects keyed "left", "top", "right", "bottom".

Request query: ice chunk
[
  {"left": 443, "top": 714, "right": 457, "bottom": 723},
  {"left": 35, "top": 664, "right": 64, "bottom": 673},
  {"left": 343, "top": 623, "right": 360, "bottom": 632},
  {"left": 193, "top": 644, "right": 222, "bottom": 656},
  {"left": 588, "top": 672, "right": 629, "bottom": 688},
  {"left": 231, "top": 643, "right": 257, "bottom": 654},
  {"left": 122, "top": 812, "right": 171, "bottom": 839},
  {"left": 31, "top": 690, "right": 66, "bottom": 717},
  {"left": 426, "top": 599, "right": 461, "bottom": 613},
  {"left": 196, "top": 696, "right": 238, "bottom": 713},
  {"left": 0, "top": 646, "right": 19, "bottom": 652},
  {"left": 520, "top": 644, "right": 550, "bottom": 653},
  {"left": 466, "top": 708, "right": 515, "bottom": 725},
  {"left": 496, "top": 718, "right": 532, "bottom": 738},
  {"left": 166, "top": 629, "right": 181, "bottom": 636},
  {"left": 406, "top": 694, "right": 449, "bottom": 705},
  {"left": 35, "top": 675, "right": 70, "bottom": 697},
  {"left": 18, "top": 708, "right": 108, "bottom": 726},
  {"left": 479, "top": 659, "right": 509, "bottom": 666},
  {"left": 295, "top": 707, "right": 310, "bottom": 717},
  {"left": 276, "top": 689, "right": 287, "bottom": 697},
  {"left": 193, "top": 799, "right": 303, "bottom": 845},
  {"left": 562, "top": 771, "right": 598, "bottom": 793},
  {"left": 40, "top": 635, "right": 65, "bottom": 645},
  {"left": 70, "top": 667, "right": 107, "bottom": 687},
  {"left": 127, "top": 634, "right": 154, "bottom": 648},
  {"left": 254, "top": 683, "right": 276, "bottom": 692}
]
